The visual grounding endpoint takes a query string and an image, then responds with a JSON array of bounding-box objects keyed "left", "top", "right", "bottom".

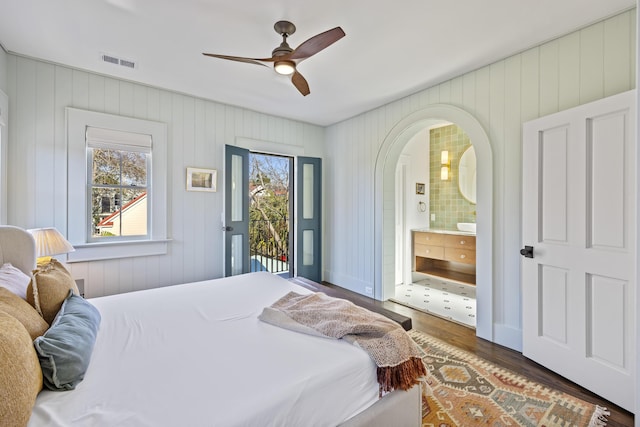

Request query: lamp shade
[
  {"left": 27, "top": 228, "right": 75, "bottom": 258},
  {"left": 441, "top": 150, "right": 449, "bottom": 165}
]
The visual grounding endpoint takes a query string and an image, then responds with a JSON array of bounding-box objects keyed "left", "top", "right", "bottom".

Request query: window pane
[
  {"left": 303, "top": 229, "right": 314, "bottom": 266},
  {"left": 91, "top": 187, "right": 119, "bottom": 237},
  {"left": 231, "top": 234, "right": 243, "bottom": 275},
  {"left": 231, "top": 154, "right": 243, "bottom": 222},
  {"left": 119, "top": 189, "right": 147, "bottom": 236},
  {"left": 92, "top": 148, "right": 121, "bottom": 185},
  {"left": 121, "top": 151, "right": 147, "bottom": 186},
  {"left": 91, "top": 188, "right": 147, "bottom": 238},
  {"left": 303, "top": 163, "right": 314, "bottom": 219}
]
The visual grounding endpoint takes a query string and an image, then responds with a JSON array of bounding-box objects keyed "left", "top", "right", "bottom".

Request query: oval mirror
[{"left": 458, "top": 146, "right": 476, "bottom": 204}]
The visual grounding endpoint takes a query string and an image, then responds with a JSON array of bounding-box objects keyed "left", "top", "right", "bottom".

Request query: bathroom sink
[{"left": 457, "top": 222, "right": 476, "bottom": 233}]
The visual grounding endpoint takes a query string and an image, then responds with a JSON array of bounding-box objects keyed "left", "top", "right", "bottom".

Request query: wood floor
[{"left": 319, "top": 280, "right": 634, "bottom": 427}]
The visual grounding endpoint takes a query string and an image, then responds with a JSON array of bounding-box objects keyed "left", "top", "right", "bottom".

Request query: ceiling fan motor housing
[{"left": 274, "top": 21, "right": 296, "bottom": 37}]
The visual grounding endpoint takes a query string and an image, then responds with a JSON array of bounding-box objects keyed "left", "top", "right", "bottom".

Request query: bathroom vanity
[{"left": 413, "top": 229, "right": 476, "bottom": 285}]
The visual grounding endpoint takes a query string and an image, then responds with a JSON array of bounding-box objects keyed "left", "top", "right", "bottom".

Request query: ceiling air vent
[
  {"left": 101, "top": 53, "right": 137, "bottom": 69},
  {"left": 119, "top": 59, "right": 136, "bottom": 69},
  {"left": 101, "top": 54, "right": 119, "bottom": 65}
]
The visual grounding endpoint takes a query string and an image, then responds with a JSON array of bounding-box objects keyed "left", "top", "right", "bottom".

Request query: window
[
  {"left": 67, "top": 108, "right": 168, "bottom": 262},
  {"left": 86, "top": 127, "right": 150, "bottom": 241}
]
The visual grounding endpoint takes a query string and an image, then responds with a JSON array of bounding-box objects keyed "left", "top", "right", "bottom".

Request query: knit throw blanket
[{"left": 258, "top": 291, "right": 427, "bottom": 394}]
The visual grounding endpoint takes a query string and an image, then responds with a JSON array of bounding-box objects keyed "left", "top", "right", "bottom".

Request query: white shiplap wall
[
  {"left": 324, "top": 10, "right": 636, "bottom": 350},
  {"left": 0, "top": 47, "right": 7, "bottom": 94},
  {"left": 5, "top": 57, "right": 324, "bottom": 297}
]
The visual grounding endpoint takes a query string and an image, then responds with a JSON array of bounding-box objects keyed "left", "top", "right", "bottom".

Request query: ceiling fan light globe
[{"left": 274, "top": 60, "right": 295, "bottom": 75}]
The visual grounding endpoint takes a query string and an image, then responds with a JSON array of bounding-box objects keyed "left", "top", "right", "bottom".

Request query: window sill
[{"left": 66, "top": 239, "right": 171, "bottom": 263}]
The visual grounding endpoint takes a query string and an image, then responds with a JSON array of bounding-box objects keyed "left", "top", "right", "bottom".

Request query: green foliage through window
[{"left": 89, "top": 148, "right": 148, "bottom": 239}]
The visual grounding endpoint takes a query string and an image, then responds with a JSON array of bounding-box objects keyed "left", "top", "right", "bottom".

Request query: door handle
[
  {"left": 222, "top": 226, "right": 234, "bottom": 232},
  {"left": 520, "top": 245, "right": 534, "bottom": 258}
]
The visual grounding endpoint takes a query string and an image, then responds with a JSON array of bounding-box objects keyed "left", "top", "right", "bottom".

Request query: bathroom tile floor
[{"left": 392, "top": 278, "right": 476, "bottom": 328}]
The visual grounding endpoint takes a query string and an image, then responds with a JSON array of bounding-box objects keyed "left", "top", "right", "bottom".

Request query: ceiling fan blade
[
  {"left": 291, "top": 71, "right": 310, "bottom": 96},
  {"left": 290, "top": 27, "right": 345, "bottom": 61},
  {"left": 202, "top": 53, "right": 272, "bottom": 67}
]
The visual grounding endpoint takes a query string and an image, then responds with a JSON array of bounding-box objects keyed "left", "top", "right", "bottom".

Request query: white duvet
[{"left": 29, "top": 272, "right": 379, "bottom": 427}]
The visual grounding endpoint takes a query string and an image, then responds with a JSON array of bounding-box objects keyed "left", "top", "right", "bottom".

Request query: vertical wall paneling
[
  {"left": 450, "top": 76, "right": 463, "bottom": 106},
  {"left": 462, "top": 73, "right": 477, "bottom": 117},
  {"left": 7, "top": 57, "right": 324, "bottom": 297},
  {"left": 539, "top": 40, "right": 560, "bottom": 117},
  {"left": 0, "top": 48, "right": 7, "bottom": 94},
  {"left": 15, "top": 57, "right": 37, "bottom": 226},
  {"left": 35, "top": 62, "right": 55, "bottom": 227},
  {"left": 503, "top": 55, "right": 523, "bottom": 332},
  {"left": 324, "top": 9, "right": 635, "bottom": 351},
  {"left": 88, "top": 74, "right": 106, "bottom": 111},
  {"left": 604, "top": 12, "right": 632, "bottom": 97},
  {"left": 0, "top": 88, "right": 7, "bottom": 225},
  {"left": 558, "top": 33, "right": 581, "bottom": 112},
  {"left": 182, "top": 97, "right": 197, "bottom": 283},
  {"left": 580, "top": 22, "right": 605, "bottom": 104},
  {"left": 104, "top": 78, "right": 120, "bottom": 115},
  {"left": 488, "top": 60, "right": 507, "bottom": 327},
  {"left": 54, "top": 67, "right": 72, "bottom": 234}
]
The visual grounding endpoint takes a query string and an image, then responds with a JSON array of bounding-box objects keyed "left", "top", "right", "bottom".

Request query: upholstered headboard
[{"left": 0, "top": 226, "right": 36, "bottom": 276}]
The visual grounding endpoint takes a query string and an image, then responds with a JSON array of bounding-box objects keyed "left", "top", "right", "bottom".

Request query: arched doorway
[{"left": 374, "top": 104, "right": 494, "bottom": 341}]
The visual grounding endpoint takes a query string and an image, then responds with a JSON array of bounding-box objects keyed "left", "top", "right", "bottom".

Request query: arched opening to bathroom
[
  {"left": 373, "top": 105, "right": 494, "bottom": 341},
  {"left": 393, "top": 122, "right": 478, "bottom": 328}
]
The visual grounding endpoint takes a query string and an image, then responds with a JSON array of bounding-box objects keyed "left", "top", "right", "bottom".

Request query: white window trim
[{"left": 66, "top": 107, "right": 168, "bottom": 262}]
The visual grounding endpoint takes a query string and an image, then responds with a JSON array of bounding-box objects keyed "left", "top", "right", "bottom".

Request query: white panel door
[{"left": 522, "top": 90, "right": 636, "bottom": 412}]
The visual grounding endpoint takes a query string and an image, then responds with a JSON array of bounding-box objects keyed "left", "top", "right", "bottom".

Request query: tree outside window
[{"left": 89, "top": 147, "right": 148, "bottom": 238}]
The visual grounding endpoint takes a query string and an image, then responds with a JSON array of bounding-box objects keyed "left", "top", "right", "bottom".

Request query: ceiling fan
[{"left": 203, "top": 21, "right": 345, "bottom": 96}]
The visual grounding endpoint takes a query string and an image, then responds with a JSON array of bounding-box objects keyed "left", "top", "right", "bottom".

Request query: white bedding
[{"left": 29, "top": 272, "right": 380, "bottom": 427}]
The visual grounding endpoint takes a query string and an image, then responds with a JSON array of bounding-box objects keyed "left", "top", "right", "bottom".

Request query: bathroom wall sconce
[{"left": 440, "top": 150, "right": 450, "bottom": 180}]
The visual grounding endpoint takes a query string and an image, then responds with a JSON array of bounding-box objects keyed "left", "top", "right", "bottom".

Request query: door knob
[
  {"left": 520, "top": 245, "right": 534, "bottom": 258},
  {"left": 222, "top": 226, "right": 234, "bottom": 232}
]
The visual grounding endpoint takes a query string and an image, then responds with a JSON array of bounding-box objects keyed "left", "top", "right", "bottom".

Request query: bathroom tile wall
[{"left": 429, "top": 124, "right": 476, "bottom": 230}]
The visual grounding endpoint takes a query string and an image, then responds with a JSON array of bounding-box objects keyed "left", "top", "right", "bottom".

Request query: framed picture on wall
[
  {"left": 416, "top": 183, "right": 425, "bottom": 195},
  {"left": 186, "top": 167, "right": 217, "bottom": 192}
]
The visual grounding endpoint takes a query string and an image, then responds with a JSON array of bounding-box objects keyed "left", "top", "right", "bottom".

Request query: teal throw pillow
[{"left": 33, "top": 291, "right": 101, "bottom": 391}]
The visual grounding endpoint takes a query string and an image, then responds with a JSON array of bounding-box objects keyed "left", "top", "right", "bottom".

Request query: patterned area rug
[{"left": 409, "top": 330, "right": 609, "bottom": 427}]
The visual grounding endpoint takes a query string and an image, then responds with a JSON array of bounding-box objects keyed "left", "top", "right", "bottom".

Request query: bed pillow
[
  {"left": 0, "top": 288, "right": 49, "bottom": 340},
  {"left": 34, "top": 291, "right": 101, "bottom": 391},
  {"left": 0, "top": 310, "right": 43, "bottom": 427},
  {"left": 27, "top": 259, "right": 80, "bottom": 325},
  {"left": 0, "top": 262, "right": 31, "bottom": 300}
]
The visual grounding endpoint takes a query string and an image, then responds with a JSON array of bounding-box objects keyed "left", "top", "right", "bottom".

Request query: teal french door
[
  {"left": 296, "top": 157, "right": 322, "bottom": 282},
  {"left": 224, "top": 145, "right": 250, "bottom": 276},
  {"left": 225, "top": 146, "right": 321, "bottom": 281}
]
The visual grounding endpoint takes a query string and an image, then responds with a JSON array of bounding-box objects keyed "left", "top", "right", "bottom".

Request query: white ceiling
[{"left": 0, "top": 0, "right": 635, "bottom": 126}]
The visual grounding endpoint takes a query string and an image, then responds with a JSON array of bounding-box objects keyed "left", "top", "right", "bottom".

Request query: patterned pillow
[
  {"left": 0, "top": 288, "right": 48, "bottom": 339},
  {"left": 0, "top": 310, "right": 43, "bottom": 427},
  {"left": 0, "top": 262, "right": 31, "bottom": 300},
  {"left": 34, "top": 291, "right": 101, "bottom": 391},
  {"left": 27, "top": 259, "right": 80, "bottom": 325}
]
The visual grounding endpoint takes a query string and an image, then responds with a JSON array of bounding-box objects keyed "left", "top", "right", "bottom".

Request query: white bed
[{"left": 0, "top": 226, "right": 421, "bottom": 426}]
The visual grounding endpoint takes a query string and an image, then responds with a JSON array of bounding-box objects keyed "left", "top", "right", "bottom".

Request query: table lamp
[{"left": 27, "top": 227, "right": 75, "bottom": 266}]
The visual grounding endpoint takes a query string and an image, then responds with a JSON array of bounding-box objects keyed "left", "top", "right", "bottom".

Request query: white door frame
[
  {"left": 395, "top": 157, "right": 408, "bottom": 286},
  {"left": 374, "top": 104, "right": 494, "bottom": 342}
]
